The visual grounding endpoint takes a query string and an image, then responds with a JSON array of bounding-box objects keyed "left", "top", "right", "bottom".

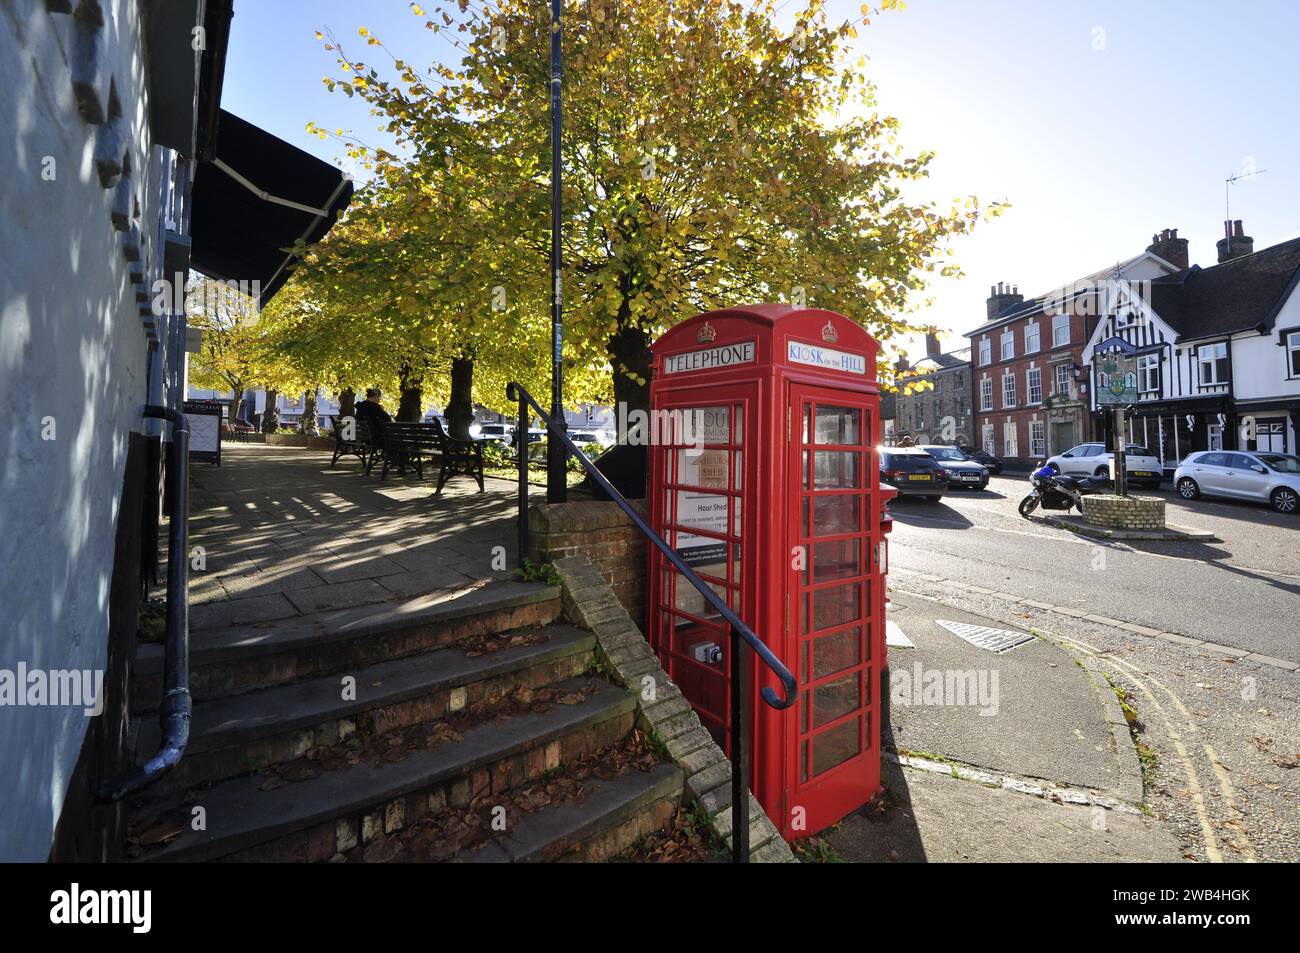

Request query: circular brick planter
[{"left": 1080, "top": 494, "right": 1165, "bottom": 531}]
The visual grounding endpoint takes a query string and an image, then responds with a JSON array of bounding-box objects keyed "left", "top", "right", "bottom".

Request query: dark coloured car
[
  {"left": 958, "top": 444, "right": 1002, "bottom": 475},
  {"left": 879, "top": 447, "right": 949, "bottom": 502},
  {"left": 920, "top": 445, "right": 990, "bottom": 490}
]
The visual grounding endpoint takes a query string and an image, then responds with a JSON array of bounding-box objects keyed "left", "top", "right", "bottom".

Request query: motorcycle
[{"left": 1018, "top": 462, "right": 1109, "bottom": 519}]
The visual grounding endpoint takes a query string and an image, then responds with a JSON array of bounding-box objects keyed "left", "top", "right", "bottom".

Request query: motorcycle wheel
[{"left": 1018, "top": 494, "right": 1040, "bottom": 519}]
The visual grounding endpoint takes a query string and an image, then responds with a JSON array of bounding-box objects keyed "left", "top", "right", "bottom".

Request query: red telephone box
[{"left": 647, "top": 304, "right": 893, "bottom": 839}]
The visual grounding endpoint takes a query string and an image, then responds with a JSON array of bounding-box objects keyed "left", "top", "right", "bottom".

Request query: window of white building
[
  {"left": 1198, "top": 342, "right": 1228, "bottom": 385},
  {"left": 1137, "top": 353, "right": 1160, "bottom": 394}
]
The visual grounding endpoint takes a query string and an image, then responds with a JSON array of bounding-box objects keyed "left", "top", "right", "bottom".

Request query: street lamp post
[{"left": 546, "top": 0, "right": 567, "bottom": 503}]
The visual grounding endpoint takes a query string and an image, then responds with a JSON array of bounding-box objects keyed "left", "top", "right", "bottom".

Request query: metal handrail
[
  {"left": 507, "top": 382, "right": 796, "bottom": 863},
  {"left": 97, "top": 405, "right": 191, "bottom": 801}
]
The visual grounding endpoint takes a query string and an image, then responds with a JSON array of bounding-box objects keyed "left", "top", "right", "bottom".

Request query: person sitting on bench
[{"left": 354, "top": 388, "right": 392, "bottom": 429}]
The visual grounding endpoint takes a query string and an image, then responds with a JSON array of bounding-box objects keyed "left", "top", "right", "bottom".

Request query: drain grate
[{"left": 935, "top": 619, "right": 1035, "bottom": 653}]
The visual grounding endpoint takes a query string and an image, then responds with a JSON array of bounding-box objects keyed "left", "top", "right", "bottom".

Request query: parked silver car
[{"left": 1173, "top": 451, "right": 1300, "bottom": 513}]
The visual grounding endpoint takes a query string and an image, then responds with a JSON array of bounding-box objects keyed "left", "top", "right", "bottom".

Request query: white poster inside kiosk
[{"left": 672, "top": 407, "right": 739, "bottom": 617}]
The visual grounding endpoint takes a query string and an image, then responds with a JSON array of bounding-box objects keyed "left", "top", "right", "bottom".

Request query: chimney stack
[
  {"left": 986, "top": 281, "right": 1025, "bottom": 321},
  {"left": 1216, "top": 220, "right": 1254, "bottom": 263},
  {"left": 1146, "top": 227, "right": 1189, "bottom": 271},
  {"left": 925, "top": 330, "right": 942, "bottom": 358},
  {"left": 895, "top": 355, "right": 910, "bottom": 374}
]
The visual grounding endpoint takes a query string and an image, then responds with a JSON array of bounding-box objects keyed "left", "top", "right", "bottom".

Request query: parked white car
[
  {"left": 1174, "top": 451, "right": 1300, "bottom": 513},
  {"left": 1045, "top": 443, "right": 1165, "bottom": 489}
]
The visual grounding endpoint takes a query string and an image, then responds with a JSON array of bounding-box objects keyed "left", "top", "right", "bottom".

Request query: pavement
[
  {"left": 826, "top": 756, "right": 1184, "bottom": 863},
  {"left": 884, "top": 592, "right": 1132, "bottom": 797},
  {"left": 177, "top": 444, "right": 534, "bottom": 633},
  {"left": 821, "top": 590, "right": 1186, "bottom": 862}
]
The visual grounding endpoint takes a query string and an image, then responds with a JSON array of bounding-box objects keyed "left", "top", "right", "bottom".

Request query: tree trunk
[
  {"left": 229, "top": 387, "right": 244, "bottom": 425},
  {"left": 607, "top": 323, "right": 653, "bottom": 423},
  {"left": 300, "top": 390, "right": 319, "bottom": 435},
  {"left": 337, "top": 387, "right": 356, "bottom": 419},
  {"left": 446, "top": 356, "right": 475, "bottom": 440},
  {"left": 397, "top": 363, "right": 423, "bottom": 422},
  {"left": 261, "top": 389, "right": 279, "bottom": 433}
]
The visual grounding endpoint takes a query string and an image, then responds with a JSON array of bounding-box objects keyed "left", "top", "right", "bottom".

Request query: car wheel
[
  {"left": 1094, "top": 466, "right": 1110, "bottom": 478},
  {"left": 1176, "top": 477, "right": 1200, "bottom": 500},
  {"left": 1271, "top": 486, "right": 1298, "bottom": 514}
]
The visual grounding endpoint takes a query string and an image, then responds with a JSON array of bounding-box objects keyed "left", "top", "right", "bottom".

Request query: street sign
[{"left": 1095, "top": 336, "right": 1137, "bottom": 406}]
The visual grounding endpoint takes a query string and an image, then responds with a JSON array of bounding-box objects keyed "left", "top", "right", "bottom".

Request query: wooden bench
[
  {"left": 429, "top": 417, "right": 485, "bottom": 493},
  {"left": 378, "top": 421, "right": 441, "bottom": 481},
  {"left": 329, "top": 415, "right": 381, "bottom": 473}
]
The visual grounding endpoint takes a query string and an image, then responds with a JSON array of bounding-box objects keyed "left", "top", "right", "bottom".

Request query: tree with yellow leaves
[{"left": 316, "top": 0, "right": 999, "bottom": 418}]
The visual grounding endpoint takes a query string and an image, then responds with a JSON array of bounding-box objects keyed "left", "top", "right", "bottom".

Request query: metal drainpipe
[{"left": 97, "top": 405, "right": 191, "bottom": 801}]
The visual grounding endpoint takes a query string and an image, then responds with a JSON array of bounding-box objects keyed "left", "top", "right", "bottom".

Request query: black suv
[{"left": 879, "top": 447, "right": 949, "bottom": 502}]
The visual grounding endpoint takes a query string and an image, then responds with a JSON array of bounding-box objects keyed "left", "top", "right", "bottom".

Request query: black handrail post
[
  {"left": 730, "top": 622, "right": 751, "bottom": 863},
  {"left": 515, "top": 389, "right": 529, "bottom": 569},
  {"left": 546, "top": 0, "right": 567, "bottom": 504}
]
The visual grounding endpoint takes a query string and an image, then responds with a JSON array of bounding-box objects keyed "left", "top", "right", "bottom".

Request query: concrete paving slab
[
  {"left": 887, "top": 591, "right": 1130, "bottom": 795},
  {"left": 825, "top": 759, "right": 1185, "bottom": 863}
]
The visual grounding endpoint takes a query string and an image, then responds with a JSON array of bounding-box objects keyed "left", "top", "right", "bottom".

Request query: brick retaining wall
[{"left": 527, "top": 501, "right": 648, "bottom": 632}]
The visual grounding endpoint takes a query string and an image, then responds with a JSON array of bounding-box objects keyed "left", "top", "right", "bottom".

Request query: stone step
[
  {"left": 134, "top": 580, "right": 560, "bottom": 709},
  {"left": 464, "top": 762, "right": 683, "bottom": 863},
  {"left": 135, "top": 625, "right": 596, "bottom": 795},
  {"left": 131, "top": 677, "right": 637, "bottom": 863}
]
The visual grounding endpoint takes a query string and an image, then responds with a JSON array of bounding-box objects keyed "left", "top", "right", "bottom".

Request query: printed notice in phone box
[
  {"left": 663, "top": 341, "right": 756, "bottom": 375},
  {"left": 787, "top": 341, "right": 866, "bottom": 374}
]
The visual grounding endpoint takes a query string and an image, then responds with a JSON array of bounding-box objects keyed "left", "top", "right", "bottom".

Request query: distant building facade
[{"left": 892, "top": 333, "right": 971, "bottom": 446}]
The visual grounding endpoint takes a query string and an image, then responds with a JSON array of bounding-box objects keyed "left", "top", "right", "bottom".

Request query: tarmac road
[{"left": 884, "top": 474, "right": 1300, "bottom": 665}]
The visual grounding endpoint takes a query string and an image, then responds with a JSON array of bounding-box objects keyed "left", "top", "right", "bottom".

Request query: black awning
[{"left": 189, "top": 109, "right": 353, "bottom": 305}]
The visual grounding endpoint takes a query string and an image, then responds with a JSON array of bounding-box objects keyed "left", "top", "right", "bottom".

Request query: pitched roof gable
[{"left": 1148, "top": 236, "right": 1300, "bottom": 340}]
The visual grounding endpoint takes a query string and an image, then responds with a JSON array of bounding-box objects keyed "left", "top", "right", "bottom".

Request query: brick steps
[
  {"left": 131, "top": 677, "right": 637, "bottom": 863},
  {"left": 134, "top": 625, "right": 596, "bottom": 796},
  {"left": 464, "top": 762, "right": 682, "bottom": 863},
  {"left": 133, "top": 580, "right": 561, "bottom": 709}
]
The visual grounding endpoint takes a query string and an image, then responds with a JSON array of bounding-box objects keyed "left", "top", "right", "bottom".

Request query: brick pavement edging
[{"left": 551, "top": 555, "right": 796, "bottom": 862}]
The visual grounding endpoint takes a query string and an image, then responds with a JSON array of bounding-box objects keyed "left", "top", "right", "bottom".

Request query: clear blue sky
[{"left": 222, "top": 1, "right": 1299, "bottom": 359}]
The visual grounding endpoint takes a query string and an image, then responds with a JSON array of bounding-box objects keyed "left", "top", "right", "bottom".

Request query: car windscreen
[
  {"left": 1259, "top": 454, "right": 1300, "bottom": 473},
  {"left": 924, "top": 447, "right": 967, "bottom": 461},
  {"left": 882, "top": 453, "right": 940, "bottom": 470}
]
